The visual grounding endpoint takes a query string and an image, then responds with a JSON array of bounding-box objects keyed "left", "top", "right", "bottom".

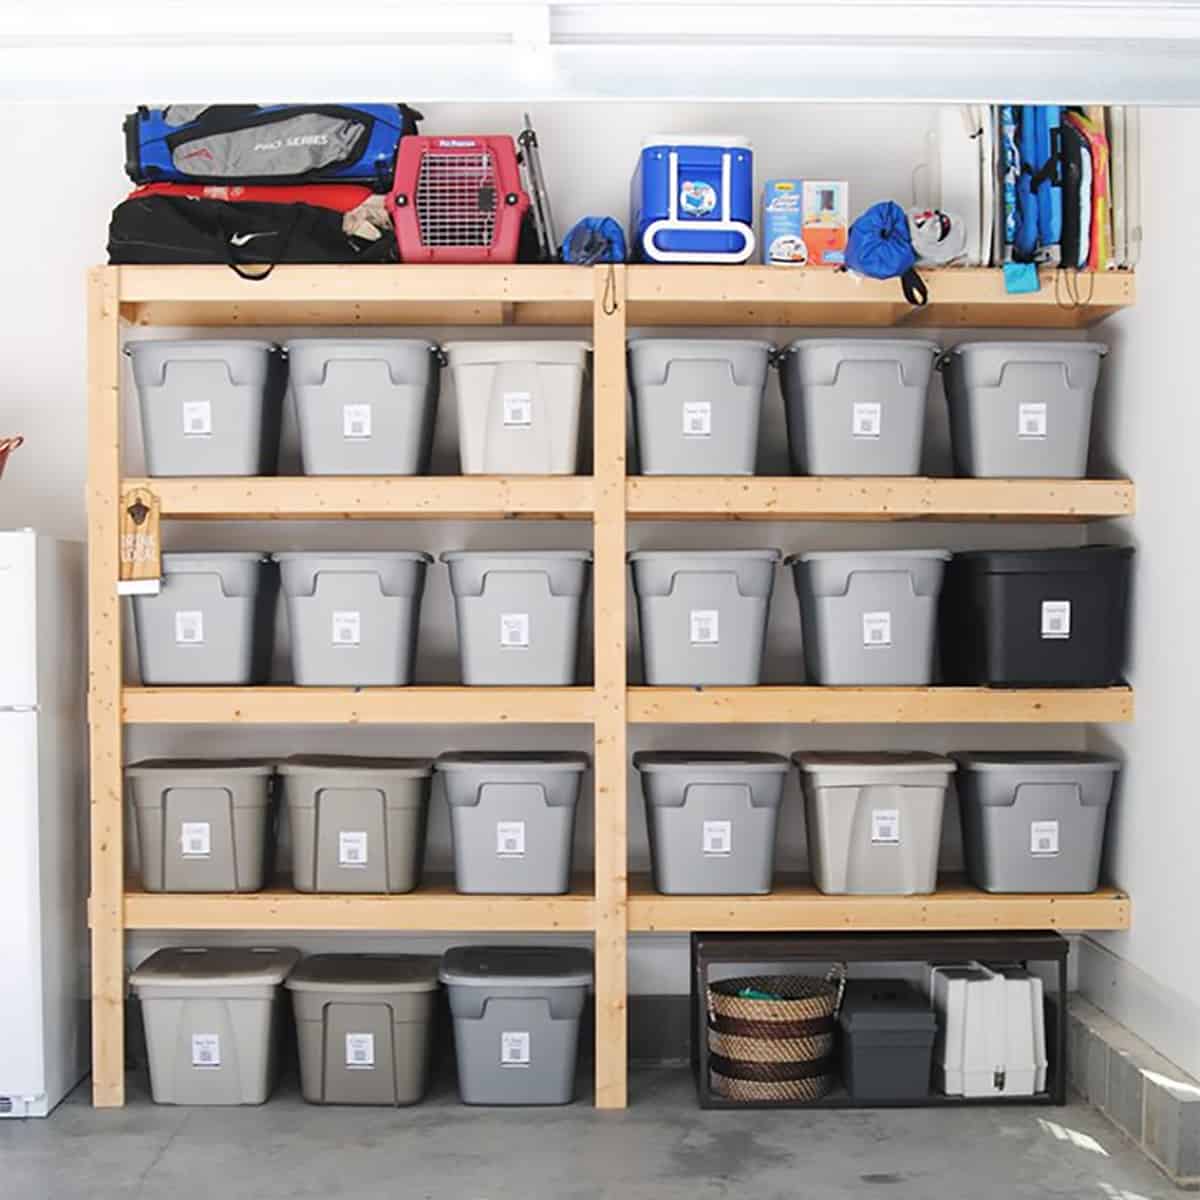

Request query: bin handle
[{"left": 934, "top": 350, "right": 957, "bottom": 372}]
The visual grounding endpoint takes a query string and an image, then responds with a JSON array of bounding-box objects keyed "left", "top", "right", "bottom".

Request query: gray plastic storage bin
[
  {"left": 955, "top": 752, "right": 1119, "bottom": 893},
  {"left": 274, "top": 551, "right": 431, "bottom": 686},
  {"left": 778, "top": 338, "right": 940, "bottom": 476},
  {"left": 128, "top": 758, "right": 274, "bottom": 893},
  {"left": 839, "top": 979, "right": 937, "bottom": 1101},
  {"left": 628, "top": 338, "right": 774, "bottom": 475},
  {"left": 440, "top": 946, "right": 592, "bottom": 1105},
  {"left": 629, "top": 549, "right": 781, "bottom": 686},
  {"left": 634, "top": 752, "right": 789, "bottom": 894},
  {"left": 444, "top": 341, "right": 590, "bottom": 475},
  {"left": 939, "top": 341, "right": 1107, "bottom": 478},
  {"left": 442, "top": 550, "right": 591, "bottom": 686},
  {"left": 280, "top": 756, "right": 432, "bottom": 894},
  {"left": 789, "top": 550, "right": 949, "bottom": 685},
  {"left": 286, "top": 338, "right": 441, "bottom": 476},
  {"left": 132, "top": 552, "right": 278, "bottom": 685},
  {"left": 795, "top": 753, "right": 956, "bottom": 895},
  {"left": 127, "top": 340, "right": 284, "bottom": 477},
  {"left": 130, "top": 946, "right": 300, "bottom": 1105},
  {"left": 286, "top": 954, "right": 440, "bottom": 1106},
  {"left": 436, "top": 752, "right": 587, "bottom": 894}
]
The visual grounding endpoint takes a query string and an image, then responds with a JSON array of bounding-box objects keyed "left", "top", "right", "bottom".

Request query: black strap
[
  {"left": 709, "top": 1052, "right": 835, "bottom": 1083},
  {"left": 901, "top": 267, "right": 928, "bottom": 307}
]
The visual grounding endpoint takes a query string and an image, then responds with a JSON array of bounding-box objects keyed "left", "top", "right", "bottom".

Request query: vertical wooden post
[
  {"left": 87, "top": 267, "right": 125, "bottom": 1107},
  {"left": 591, "top": 265, "right": 628, "bottom": 1109}
]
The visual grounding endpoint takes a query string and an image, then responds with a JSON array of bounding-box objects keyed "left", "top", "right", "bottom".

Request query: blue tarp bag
[
  {"left": 562, "top": 217, "right": 627, "bottom": 264},
  {"left": 845, "top": 201, "right": 928, "bottom": 306},
  {"left": 1015, "top": 105, "right": 1063, "bottom": 263}
]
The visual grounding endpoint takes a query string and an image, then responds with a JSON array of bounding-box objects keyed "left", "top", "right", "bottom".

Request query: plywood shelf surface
[
  {"left": 628, "top": 875, "right": 1131, "bottom": 933},
  {"left": 627, "top": 476, "right": 1135, "bottom": 522},
  {"left": 123, "top": 687, "right": 595, "bottom": 725},
  {"left": 628, "top": 686, "right": 1134, "bottom": 725}
]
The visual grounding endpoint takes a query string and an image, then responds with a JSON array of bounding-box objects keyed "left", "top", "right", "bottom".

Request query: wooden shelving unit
[{"left": 88, "top": 263, "right": 1135, "bottom": 1113}]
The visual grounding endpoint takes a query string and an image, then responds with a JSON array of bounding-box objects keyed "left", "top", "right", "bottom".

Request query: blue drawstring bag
[
  {"left": 562, "top": 217, "right": 627, "bottom": 264},
  {"left": 845, "top": 201, "right": 928, "bottom": 306}
]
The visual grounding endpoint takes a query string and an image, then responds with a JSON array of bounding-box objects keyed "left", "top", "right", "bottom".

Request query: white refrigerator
[{"left": 0, "top": 530, "right": 88, "bottom": 1116}]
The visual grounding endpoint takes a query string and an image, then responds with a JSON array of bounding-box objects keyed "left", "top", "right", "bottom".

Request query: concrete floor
[{"left": 1, "top": 1068, "right": 1176, "bottom": 1200}]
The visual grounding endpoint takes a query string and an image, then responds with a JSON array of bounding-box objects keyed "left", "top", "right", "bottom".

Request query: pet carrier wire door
[{"left": 389, "top": 136, "right": 529, "bottom": 263}]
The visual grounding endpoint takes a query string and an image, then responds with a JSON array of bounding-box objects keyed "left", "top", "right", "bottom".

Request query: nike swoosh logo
[{"left": 228, "top": 231, "right": 274, "bottom": 247}]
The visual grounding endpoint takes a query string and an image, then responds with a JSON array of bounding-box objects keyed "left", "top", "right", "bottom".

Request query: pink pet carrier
[{"left": 388, "top": 135, "right": 529, "bottom": 263}]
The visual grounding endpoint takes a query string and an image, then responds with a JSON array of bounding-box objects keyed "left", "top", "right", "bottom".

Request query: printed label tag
[
  {"left": 191, "top": 1033, "right": 221, "bottom": 1068},
  {"left": 502, "top": 392, "right": 533, "bottom": 427},
  {"left": 1041, "top": 600, "right": 1071, "bottom": 640},
  {"left": 690, "top": 609, "right": 720, "bottom": 645},
  {"left": 703, "top": 819, "right": 733, "bottom": 857},
  {"left": 338, "top": 830, "right": 369, "bottom": 867},
  {"left": 500, "top": 612, "right": 531, "bottom": 648},
  {"left": 332, "top": 610, "right": 362, "bottom": 647},
  {"left": 1018, "top": 402, "right": 1048, "bottom": 439},
  {"left": 174, "top": 610, "right": 205, "bottom": 645},
  {"left": 501, "top": 1030, "right": 531, "bottom": 1067},
  {"left": 180, "top": 821, "right": 211, "bottom": 859},
  {"left": 682, "top": 400, "right": 713, "bottom": 438},
  {"left": 862, "top": 611, "right": 893, "bottom": 647},
  {"left": 1031, "top": 820, "right": 1061, "bottom": 856},
  {"left": 345, "top": 1032, "right": 375, "bottom": 1069},
  {"left": 343, "top": 403, "right": 372, "bottom": 439},
  {"left": 181, "top": 400, "right": 213, "bottom": 437},
  {"left": 852, "top": 401, "right": 883, "bottom": 439},
  {"left": 496, "top": 820, "right": 526, "bottom": 858},
  {"left": 871, "top": 808, "right": 902, "bottom": 845}
]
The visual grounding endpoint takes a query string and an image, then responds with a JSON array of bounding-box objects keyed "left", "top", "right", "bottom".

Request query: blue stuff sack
[
  {"left": 562, "top": 217, "right": 627, "bottom": 264},
  {"left": 845, "top": 201, "right": 928, "bottom": 306}
]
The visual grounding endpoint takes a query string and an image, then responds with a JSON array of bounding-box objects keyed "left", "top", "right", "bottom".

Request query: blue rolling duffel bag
[{"left": 124, "top": 104, "right": 422, "bottom": 190}]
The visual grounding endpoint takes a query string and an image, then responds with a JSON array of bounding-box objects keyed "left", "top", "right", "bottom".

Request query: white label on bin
[
  {"left": 1018, "top": 402, "right": 1048, "bottom": 439},
  {"left": 345, "top": 1032, "right": 375, "bottom": 1069},
  {"left": 501, "top": 1030, "right": 531, "bottom": 1067},
  {"left": 496, "top": 820, "right": 526, "bottom": 858},
  {"left": 871, "top": 808, "right": 901, "bottom": 845},
  {"left": 690, "top": 609, "right": 719, "bottom": 645},
  {"left": 1031, "top": 820, "right": 1061, "bottom": 857},
  {"left": 502, "top": 392, "right": 533, "bottom": 427},
  {"left": 500, "top": 612, "right": 531, "bottom": 648},
  {"left": 1041, "top": 600, "right": 1071, "bottom": 640},
  {"left": 852, "top": 401, "right": 882, "bottom": 439},
  {"left": 191, "top": 1033, "right": 221, "bottom": 1069},
  {"left": 180, "top": 821, "right": 211, "bottom": 858},
  {"left": 338, "top": 830, "right": 368, "bottom": 867},
  {"left": 332, "top": 610, "right": 362, "bottom": 647},
  {"left": 682, "top": 400, "right": 712, "bottom": 438},
  {"left": 181, "top": 400, "right": 212, "bottom": 437},
  {"left": 174, "top": 610, "right": 205, "bottom": 645},
  {"left": 862, "top": 610, "right": 893, "bottom": 647},
  {"left": 703, "top": 819, "right": 733, "bottom": 857},
  {"left": 342, "top": 403, "right": 372, "bottom": 439}
]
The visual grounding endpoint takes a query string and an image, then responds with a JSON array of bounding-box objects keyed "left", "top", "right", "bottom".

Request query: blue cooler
[{"left": 632, "top": 136, "right": 755, "bottom": 263}]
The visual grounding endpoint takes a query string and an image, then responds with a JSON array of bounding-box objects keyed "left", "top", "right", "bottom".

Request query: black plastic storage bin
[
  {"left": 839, "top": 979, "right": 937, "bottom": 1102},
  {"left": 939, "top": 546, "right": 1133, "bottom": 687}
]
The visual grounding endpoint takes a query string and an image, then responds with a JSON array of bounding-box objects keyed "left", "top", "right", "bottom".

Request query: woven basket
[
  {"left": 708, "top": 1027, "right": 835, "bottom": 1064},
  {"left": 711, "top": 1068, "right": 835, "bottom": 1104},
  {"left": 707, "top": 974, "right": 839, "bottom": 1024}
]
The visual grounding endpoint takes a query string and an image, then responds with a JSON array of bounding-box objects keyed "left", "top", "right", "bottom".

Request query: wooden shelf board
[
  {"left": 122, "top": 686, "right": 595, "bottom": 725},
  {"left": 118, "top": 877, "right": 596, "bottom": 932},
  {"left": 628, "top": 874, "right": 1130, "bottom": 933},
  {"left": 625, "top": 266, "right": 1134, "bottom": 328},
  {"left": 628, "top": 686, "right": 1134, "bottom": 725},
  {"left": 627, "top": 476, "right": 1135, "bottom": 522},
  {"left": 129, "top": 475, "right": 594, "bottom": 520}
]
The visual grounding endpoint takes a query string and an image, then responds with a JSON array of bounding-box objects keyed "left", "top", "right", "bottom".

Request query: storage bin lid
[
  {"left": 283, "top": 338, "right": 438, "bottom": 354},
  {"left": 793, "top": 752, "right": 956, "bottom": 777},
  {"left": 440, "top": 549, "right": 592, "bottom": 563},
  {"left": 442, "top": 341, "right": 590, "bottom": 366},
  {"left": 943, "top": 340, "right": 1107, "bottom": 357},
  {"left": 787, "top": 549, "right": 951, "bottom": 566},
  {"left": 126, "top": 757, "right": 275, "bottom": 778},
  {"left": 634, "top": 751, "right": 789, "bottom": 774},
  {"left": 949, "top": 545, "right": 1132, "bottom": 574},
  {"left": 161, "top": 551, "right": 270, "bottom": 572},
  {"left": 130, "top": 946, "right": 300, "bottom": 989},
  {"left": 126, "top": 338, "right": 277, "bottom": 357},
  {"left": 272, "top": 550, "right": 433, "bottom": 565},
  {"left": 627, "top": 548, "right": 782, "bottom": 564},
  {"left": 436, "top": 751, "right": 590, "bottom": 773},
  {"left": 439, "top": 945, "right": 593, "bottom": 988},
  {"left": 641, "top": 134, "right": 752, "bottom": 149},
  {"left": 838, "top": 979, "right": 937, "bottom": 1033},
  {"left": 285, "top": 953, "right": 440, "bottom": 994},
  {"left": 278, "top": 755, "right": 434, "bottom": 778},
  {"left": 953, "top": 751, "right": 1120, "bottom": 773},
  {"left": 781, "top": 338, "right": 941, "bottom": 356},
  {"left": 627, "top": 337, "right": 775, "bottom": 353}
]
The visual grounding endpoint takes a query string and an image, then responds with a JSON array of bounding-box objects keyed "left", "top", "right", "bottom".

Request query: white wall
[{"left": 1080, "top": 106, "right": 1200, "bottom": 1080}]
